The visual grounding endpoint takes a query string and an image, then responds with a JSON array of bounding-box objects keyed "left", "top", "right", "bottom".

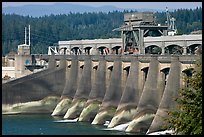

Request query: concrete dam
[{"left": 2, "top": 54, "right": 197, "bottom": 134}]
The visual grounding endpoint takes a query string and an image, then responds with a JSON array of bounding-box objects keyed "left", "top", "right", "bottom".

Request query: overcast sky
[{"left": 2, "top": 2, "right": 202, "bottom": 10}]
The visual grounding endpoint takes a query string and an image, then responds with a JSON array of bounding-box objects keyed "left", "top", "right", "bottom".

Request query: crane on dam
[{"left": 166, "top": 7, "right": 177, "bottom": 36}]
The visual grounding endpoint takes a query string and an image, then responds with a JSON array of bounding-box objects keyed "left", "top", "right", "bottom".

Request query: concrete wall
[
  {"left": 2, "top": 67, "right": 15, "bottom": 78},
  {"left": 2, "top": 56, "right": 66, "bottom": 104}
]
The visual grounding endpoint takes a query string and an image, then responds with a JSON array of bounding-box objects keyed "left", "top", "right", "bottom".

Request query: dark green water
[{"left": 2, "top": 114, "right": 141, "bottom": 135}]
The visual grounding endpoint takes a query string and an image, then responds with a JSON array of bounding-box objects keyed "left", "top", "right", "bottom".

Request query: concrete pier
[
  {"left": 52, "top": 56, "right": 80, "bottom": 116},
  {"left": 64, "top": 56, "right": 92, "bottom": 119},
  {"left": 147, "top": 56, "right": 181, "bottom": 134},
  {"left": 126, "top": 56, "right": 162, "bottom": 133},
  {"left": 48, "top": 54, "right": 56, "bottom": 69},
  {"left": 79, "top": 56, "right": 107, "bottom": 122},
  {"left": 108, "top": 56, "right": 141, "bottom": 128},
  {"left": 92, "top": 56, "right": 122, "bottom": 125}
]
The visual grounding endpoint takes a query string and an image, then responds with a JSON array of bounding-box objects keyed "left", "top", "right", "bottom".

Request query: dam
[
  {"left": 2, "top": 11, "right": 202, "bottom": 134},
  {"left": 2, "top": 54, "right": 199, "bottom": 134}
]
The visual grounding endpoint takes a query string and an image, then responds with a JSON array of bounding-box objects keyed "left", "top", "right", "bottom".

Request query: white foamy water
[
  {"left": 103, "top": 122, "right": 130, "bottom": 131},
  {"left": 103, "top": 121, "right": 110, "bottom": 126},
  {"left": 146, "top": 130, "right": 173, "bottom": 135},
  {"left": 53, "top": 118, "right": 78, "bottom": 123}
]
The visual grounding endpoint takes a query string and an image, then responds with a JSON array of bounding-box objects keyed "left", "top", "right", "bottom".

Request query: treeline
[{"left": 2, "top": 7, "right": 202, "bottom": 56}]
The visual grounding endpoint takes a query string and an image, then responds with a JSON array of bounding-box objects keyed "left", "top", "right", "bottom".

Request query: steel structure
[
  {"left": 113, "top": 12, "right": 168, "bottom": 55},
  {"left": 166, "top": 7, "right": 177, "bottom": 36}
]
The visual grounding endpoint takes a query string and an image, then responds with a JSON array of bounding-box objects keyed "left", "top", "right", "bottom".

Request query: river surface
[{"left": 2, "top": 114, "right": 144, "bottom": 135}]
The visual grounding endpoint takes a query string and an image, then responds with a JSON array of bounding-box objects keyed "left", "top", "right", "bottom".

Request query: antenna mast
[
  {"left": 166, "top": 7, "right": 170, "bottom": 30},
  {"left": 166, "top": 7, "right": 177, "bottom": 36},
  {"left": 29, "top": 25, "right": 30, "bottom": 46},
  {"left": 25, "top": 27, "right": 27, "bottom": 45}
]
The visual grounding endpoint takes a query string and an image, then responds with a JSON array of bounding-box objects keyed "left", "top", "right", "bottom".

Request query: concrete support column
[
  {"left": 121, "top": 31, "right": 126, "bottom": 52},
  {"left": 147, "top": 56, "right": 181, "bottom": 134},
  {"left": 139, "top": 29, "right": 145, "bottom": 55},
  {"left": 78, "top": 56, "right": 106, "bottom": 122},
  {"left": 141, "top": 67, "right": 148, "bottom": 90},
  {"left": 88, "top": 56, "right": 106, "bottom": 101},
  {"left": 182, "top": 40, "right": 187, "bottom": 55},
  {"left": 137, "top": 62, "right": 144, "bottom": 97},
  {"left": 161, "top": 42, "right": 165, "bottom": 55},
  {"left": 122, "top": 66, "right": 129, "bottom": 86},
  {"left": 51, "top": 57, "right": 74, "bottom": 116},
  {"left": 106, "top": 59, "right": 113, "bottom": 81},
  {"left": 92, "top": 56, "right": 122, "bottom": 125},
  {"left": 58, "top": 56, "right": 67, "bottom": 69},
  {"left": 161, "top": 47, "right": 165, "bottom": 55},
  {"left": 64, "top": 55, "right": 92, "bottom": 119},
  {"left": 61, "top": 55, "right": 79, "bottom": 98},
  {"left": 108, "top": 56, "right": 140, "bottom": 128},
  {"left": 54, "top": 55, "right": 80, "bottom": 116},
  {"left": 183, "top": 46, "right": 187, "bottom": 55},
  {"left": 126, "top": 56, "right": 161, "bottom": 132},
  {"left": 69, "top": 45, "right": 72, "bottom": 55},
  {"left": 157, "top": 71, "right": 166, "bottom": 99},
  {"left": 100, "top": 56, "right": 122, "bottom": 108},
  {"left": 48, "top": 54, "right": 56, "bottom": 69},
  {"left": 73, "top": 55, "right": 92, "bottom": 100},
  {"left": 64, "top": 60, "right": 70, "bottom": 80}
]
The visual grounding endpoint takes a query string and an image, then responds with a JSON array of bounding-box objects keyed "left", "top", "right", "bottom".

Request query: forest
[{"left": 2, "top": 7, "right": 202, "bottom": 56}]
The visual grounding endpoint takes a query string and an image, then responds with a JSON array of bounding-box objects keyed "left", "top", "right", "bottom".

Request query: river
[{"left": 2, "top": 114, "right": 144, "bottom": 135}]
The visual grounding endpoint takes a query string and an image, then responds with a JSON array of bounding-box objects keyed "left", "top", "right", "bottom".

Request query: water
[
  {"left": 104, "top": 122, "right": 130, "bottom": 131},
  {"left": 2, "top": 114, "right": 142, "bottom": 135}
]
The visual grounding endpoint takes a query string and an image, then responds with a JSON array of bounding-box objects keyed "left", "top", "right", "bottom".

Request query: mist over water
[{"left": 2, "top": 114, "right": 141, "bottom": 135}]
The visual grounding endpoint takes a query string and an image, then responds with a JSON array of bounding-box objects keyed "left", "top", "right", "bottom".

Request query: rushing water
[{"left": 2, "top": 114, "right": 144, "bottom": 135}]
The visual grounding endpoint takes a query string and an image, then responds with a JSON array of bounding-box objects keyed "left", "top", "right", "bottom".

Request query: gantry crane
[{"left": 166, "top": 7, "right": 177, "bottom": 36}]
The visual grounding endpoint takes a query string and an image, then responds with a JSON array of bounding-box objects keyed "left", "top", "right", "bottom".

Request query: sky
[{"left": 2, "top": 2, "right": 202, "bottom": 10}]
